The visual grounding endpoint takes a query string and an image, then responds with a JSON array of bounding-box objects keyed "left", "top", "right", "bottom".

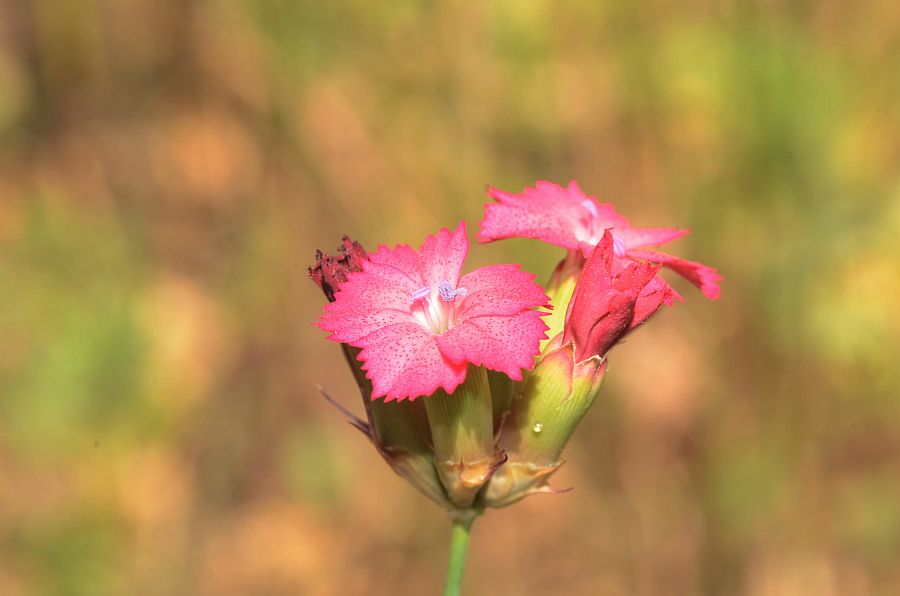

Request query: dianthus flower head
[
  {"left": 479, "top": 180, "right": 722, "bottom": 299},
  {"left": 564, "top": 230, "right": 676, "bottom": 361},
  {"left": 318, "top": 222, "right": 549, "bottom": 401}
]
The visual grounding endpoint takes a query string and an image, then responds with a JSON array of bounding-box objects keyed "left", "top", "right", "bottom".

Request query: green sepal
[
  {"left": 340, "top": 345, "right": 452, "bottom": 508},
  {"left": 482, "top": 341, "right": 607, "bottom": 507},
  {"left": 424, "top": 366, "right": 503, "bottom": 509}
]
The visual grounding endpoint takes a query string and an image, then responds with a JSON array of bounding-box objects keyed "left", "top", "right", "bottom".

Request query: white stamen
[
  {"left": 410, "top": 286, "right": 431, "bottom": 303},
  {"left": 409, "top": 279, "right": 466, "bottom": 334},
  {"left": 581, "top": 199, "right": 599, "bottom": 218}
]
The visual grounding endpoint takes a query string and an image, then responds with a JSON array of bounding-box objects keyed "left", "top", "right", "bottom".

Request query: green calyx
[
  {"left": 424, "top": 366, "right": 502, "bottom": 509},
  {"left": 482, "top": 342, "right": 607, "bottom": 507},
  {"left": 339, "top": 344, "right": 451, "bottom": 508},
  {"left": 338, "top": 337, "right": 608, "bottom": 512},
  {"left": 369, "top": 398, "right": 451, "bottom": 508}
]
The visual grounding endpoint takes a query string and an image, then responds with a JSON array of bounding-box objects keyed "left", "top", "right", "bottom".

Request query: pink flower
[
  {"left": 564, "top": 231, "right": 676, "bottom": 361},
  {"left": 479, "top": 180, "right": 722, "bottom": 299},
  {"left": 318, "top": 222, "right": 549, "bottom": 401}
]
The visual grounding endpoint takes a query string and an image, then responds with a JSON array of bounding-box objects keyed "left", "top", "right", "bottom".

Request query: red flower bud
[{"left": 563, "top": 230, "right": 676, "bottom": 361}]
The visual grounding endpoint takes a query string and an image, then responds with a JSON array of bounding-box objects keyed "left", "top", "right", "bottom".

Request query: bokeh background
[{"left": 2, "top": 1, "right": 899, "bottom": 594}]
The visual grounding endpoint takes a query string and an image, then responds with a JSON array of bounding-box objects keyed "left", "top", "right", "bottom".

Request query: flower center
[
  {"left": 410, "top": 279, "right": 467, "bottom": 334},
  {"left": 574, "top": 200, "right": 627, "bottom": 256}
]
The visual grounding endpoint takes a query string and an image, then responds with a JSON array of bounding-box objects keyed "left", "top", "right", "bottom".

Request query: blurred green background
[{"left": 2, "top": 1, "right": 899, "bottom": 594}]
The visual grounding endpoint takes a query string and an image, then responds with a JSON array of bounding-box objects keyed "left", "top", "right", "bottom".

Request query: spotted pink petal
[
  {"left": 356, "top": 322, "right": 467, "bottom": 401},
  {"left": 626, "top": 249, "right": 723, "bottom": 300},
  {"left": 418, "top": 221, "right": 468, "bottom": 288},
  {"left": 458, "top": 265, "right": 549, "bottom": 319},
  {"left": 479, "top": 186, "right": 583, "bottom": 250},
  {"left": 368, "top": 242, "right": 422, "bottom": 282},
  {"left": 436, "top": 312, "right": 547, "bottom": 380},
  {"left": 480, "top": 180, "right": 722, "bottom": 300},
  {"left": 615, "top": 227, "right": 690, "bottom": 251},
  {"left": 318, "top": 260, "right": 420, "bottom": 344},
  {"left": 479, "top": 180, "right": 628, "bottom": 252}
]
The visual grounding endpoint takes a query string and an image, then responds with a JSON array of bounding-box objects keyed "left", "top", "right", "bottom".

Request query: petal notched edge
[
  {"left": 357, "top": 322, "right": 468, "bottom": 401},
  {"left": 458, "top": 264, "right": 550, "bottom": 319}
]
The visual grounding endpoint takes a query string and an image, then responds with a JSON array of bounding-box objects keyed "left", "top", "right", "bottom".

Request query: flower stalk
[{"left": 444, "top": 510, "right": 478, "bottom": 596}]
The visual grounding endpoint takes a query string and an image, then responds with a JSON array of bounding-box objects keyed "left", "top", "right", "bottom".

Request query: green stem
[{"left": 444, "top": 513, "right": 476, "bottom": 596}]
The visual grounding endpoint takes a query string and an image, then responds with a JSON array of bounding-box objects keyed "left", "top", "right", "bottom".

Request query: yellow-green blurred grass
[{"left": 1, "top": 1, "right": 900, "bottom": 594}]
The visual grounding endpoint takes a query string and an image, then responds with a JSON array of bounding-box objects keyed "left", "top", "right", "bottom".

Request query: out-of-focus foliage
[{"left": 1, "top": 1, "right": 899, "bottom": 594}]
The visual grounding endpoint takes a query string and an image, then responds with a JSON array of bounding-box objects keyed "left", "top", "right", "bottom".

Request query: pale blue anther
[
  {"left": 438, "top": 280, "right": 467, "bottom": 302},
  {"left": 411, "top": 281, "right": 467, "bottom": 304},
  {"left": 581, "top": 199, "right": 599, "bottom": 218}
]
